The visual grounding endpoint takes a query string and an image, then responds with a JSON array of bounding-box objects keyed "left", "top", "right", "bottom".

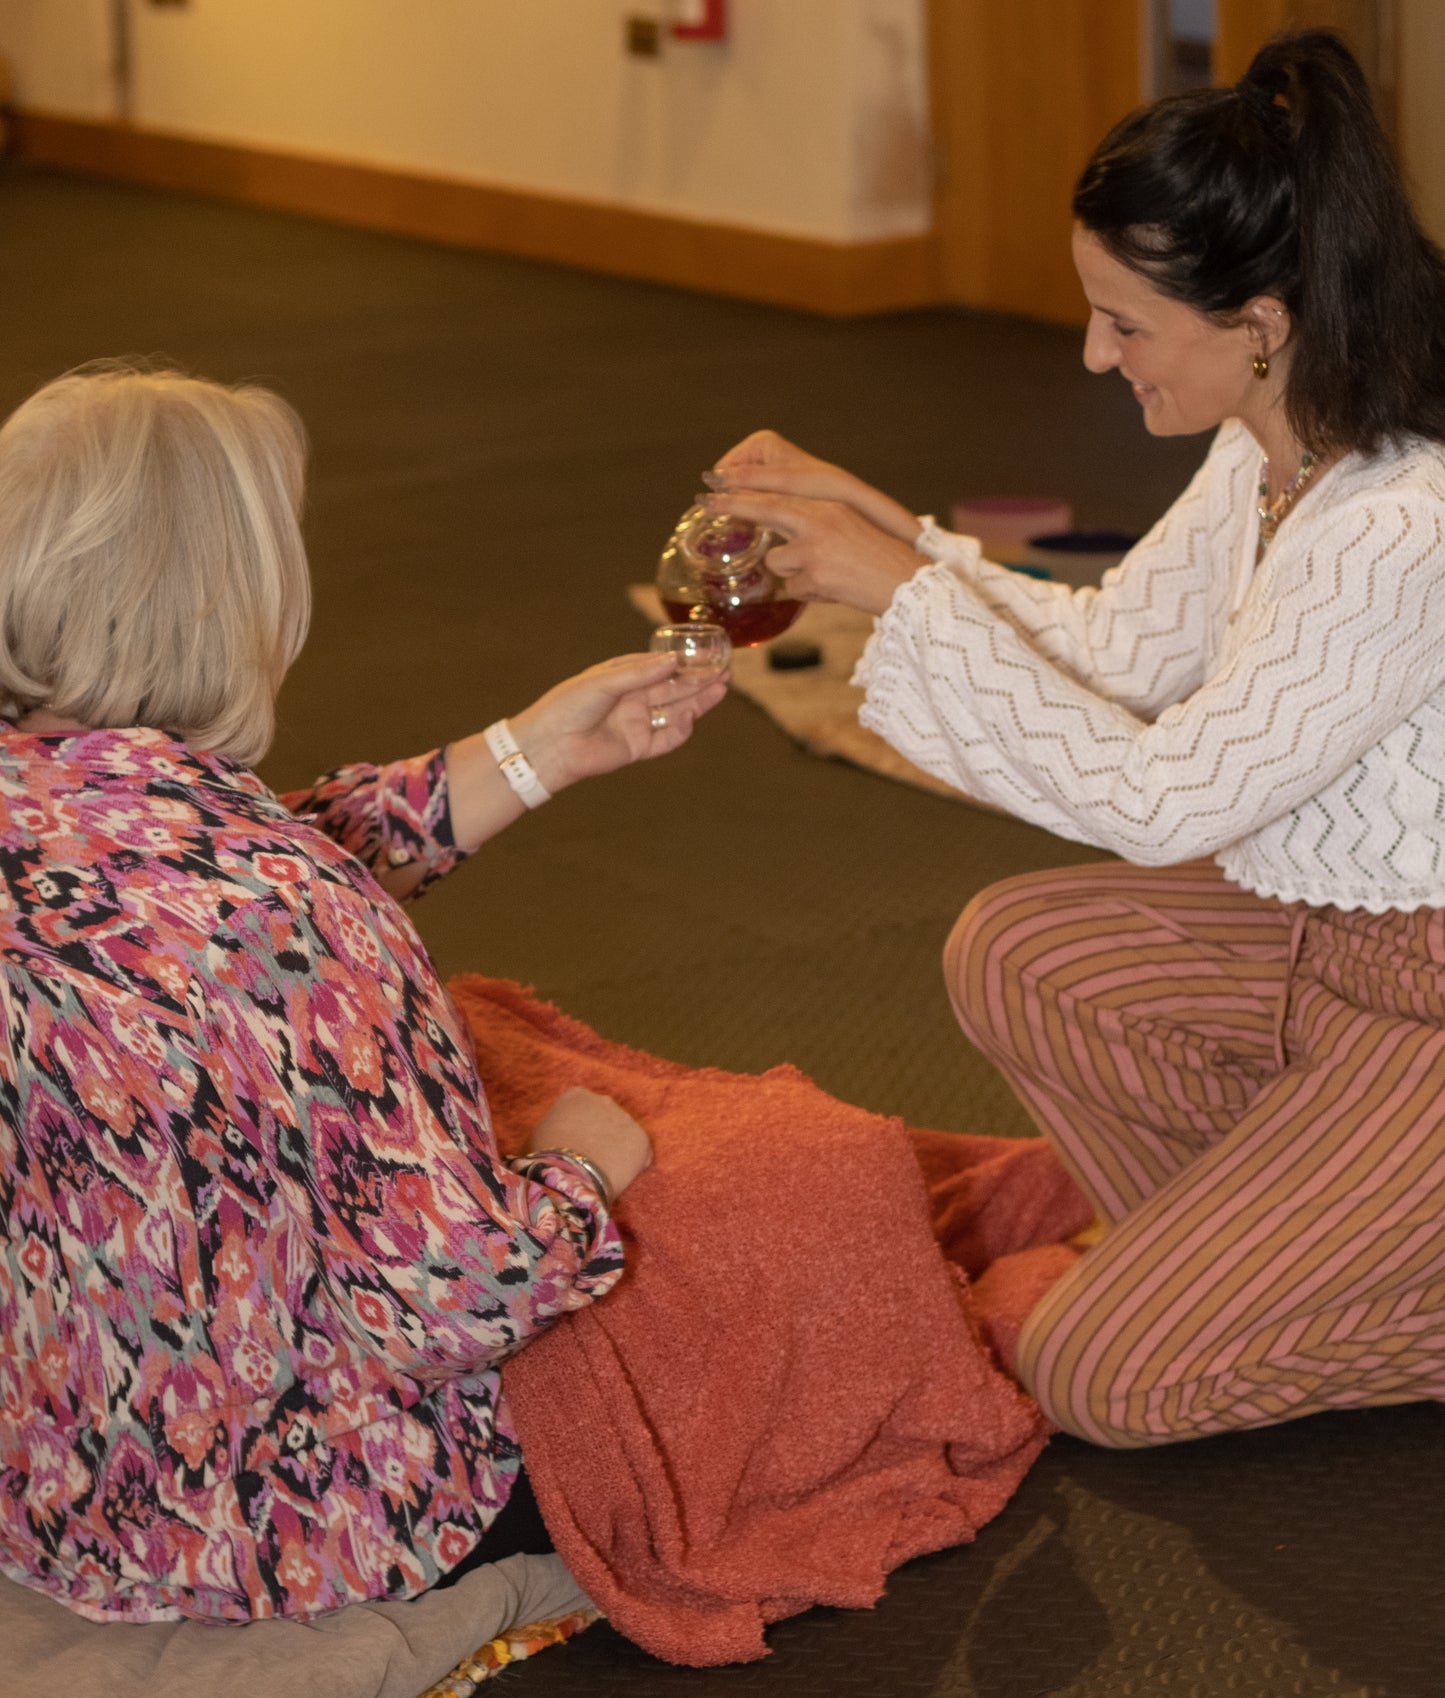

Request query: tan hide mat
[{"left": 628, "top": 586, "right": 992, "bottom": 808}]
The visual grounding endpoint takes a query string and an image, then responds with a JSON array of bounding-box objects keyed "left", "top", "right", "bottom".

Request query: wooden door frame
[{"left": 925, "top": 0, "right": 1142, "bottom": 325}]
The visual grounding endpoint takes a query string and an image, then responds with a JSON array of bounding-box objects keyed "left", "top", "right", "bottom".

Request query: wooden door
[
  {"left": 1216, "top": 0, "right": 1394, "bottom": 134},
  {"left": 927, "top": 0, "right": 1141, "bottom": 326}
]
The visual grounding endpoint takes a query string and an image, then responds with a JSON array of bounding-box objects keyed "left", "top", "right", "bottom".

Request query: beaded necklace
[{"left": 1256, "top": 450, "right": 1318, "bottom": 555}]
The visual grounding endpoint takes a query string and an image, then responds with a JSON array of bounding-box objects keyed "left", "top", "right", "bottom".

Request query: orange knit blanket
[{"left": 452, "top": 977, "right": 1092, "bottom": 1666}]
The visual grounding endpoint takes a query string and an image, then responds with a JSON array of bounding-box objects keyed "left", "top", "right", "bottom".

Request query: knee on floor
[{"left": 1015, "top": 1302, "right": 1179, "bottom": 1452}]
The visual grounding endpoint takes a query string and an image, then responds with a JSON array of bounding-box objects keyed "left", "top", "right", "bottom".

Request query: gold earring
[{"left": 1253, "top": 353, "right": 1270, "bottom": 380}]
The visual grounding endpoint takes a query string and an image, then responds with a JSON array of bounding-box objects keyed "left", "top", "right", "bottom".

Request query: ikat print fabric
[{"left": 0, "top": 727, "right": 622, "bottom": 1622}]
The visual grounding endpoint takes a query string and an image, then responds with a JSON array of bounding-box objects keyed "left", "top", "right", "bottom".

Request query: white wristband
[{"left": 483, "top": 719, "right": 552, "bottom": 808}]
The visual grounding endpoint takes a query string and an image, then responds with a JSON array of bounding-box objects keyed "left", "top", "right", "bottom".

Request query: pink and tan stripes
[{"left": 946, "top": 859, "right": 1445, "bottom": 1447}]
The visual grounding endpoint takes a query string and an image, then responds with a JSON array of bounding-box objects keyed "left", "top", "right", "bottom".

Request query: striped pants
[{"left": 946, "top": 859, "right": 1445, "bottom": 1448}]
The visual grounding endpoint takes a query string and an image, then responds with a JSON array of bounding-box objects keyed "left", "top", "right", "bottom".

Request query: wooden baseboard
[{"left": 11, "top": 111, "right": 941, "bottom": 317}]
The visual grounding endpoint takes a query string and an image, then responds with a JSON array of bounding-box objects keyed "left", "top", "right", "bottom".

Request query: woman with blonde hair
[{"left": 0, "top": 360, "right": 724, "bottom": 1622}]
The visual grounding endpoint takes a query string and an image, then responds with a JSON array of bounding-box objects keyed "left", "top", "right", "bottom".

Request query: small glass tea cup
[{"left": 649, "top": 621, "right": 731, "bottom": 684}]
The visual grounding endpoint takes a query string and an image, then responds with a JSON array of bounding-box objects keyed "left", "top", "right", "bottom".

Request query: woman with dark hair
[{"left": 706, "top": 31, "right": 1445, "bottom": 1447}]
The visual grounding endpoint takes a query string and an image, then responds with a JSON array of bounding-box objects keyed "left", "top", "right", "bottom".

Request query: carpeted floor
[{"left": 2, "top": 165, "right": 1439, "bottom": 1698}]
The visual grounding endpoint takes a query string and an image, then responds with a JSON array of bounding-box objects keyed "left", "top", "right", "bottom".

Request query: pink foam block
[{"left": 950, "top": 496, "right": 1073, "bottom": 549}]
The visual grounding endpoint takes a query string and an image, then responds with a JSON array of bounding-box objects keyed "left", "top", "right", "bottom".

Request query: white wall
[
  {"left": 4, "top": 4, "right": 1440, "bottom": 259},
  {"left": 0, "top": 0, "right": 112, "bottom": 117},
  {"left": 0, "top": 0, "right": 933, "bottom": 243}
]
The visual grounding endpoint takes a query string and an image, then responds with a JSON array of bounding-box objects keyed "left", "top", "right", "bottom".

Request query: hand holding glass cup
[{"left": 645, "top": 621, "right": 729, "bottom": 733}]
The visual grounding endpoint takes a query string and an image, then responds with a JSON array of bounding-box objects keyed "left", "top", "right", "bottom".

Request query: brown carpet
[{"left": 1, "top": 163, "right": 1437, "bottom": 1698}]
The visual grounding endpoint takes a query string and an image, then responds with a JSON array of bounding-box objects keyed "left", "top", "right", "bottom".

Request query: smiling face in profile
[{"left": 1072, "top": 225, "right": 1286, "bottom": 439}]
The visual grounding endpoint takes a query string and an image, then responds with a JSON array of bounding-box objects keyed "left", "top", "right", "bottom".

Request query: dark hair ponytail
[{"left": 1073, "top": 30, "right": 1445, "bottom": 454}]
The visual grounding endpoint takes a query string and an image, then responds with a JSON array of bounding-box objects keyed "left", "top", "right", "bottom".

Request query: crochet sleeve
[
  {"left": 902, "top": 429, "right": 1235, "bottom": 719},
  {"left": 855, "top": 482, "right": 1445, "bottom": 866}
]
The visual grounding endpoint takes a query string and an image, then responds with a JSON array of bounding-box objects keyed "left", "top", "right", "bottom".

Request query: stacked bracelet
[
  {"left": 514, "top": 1147, "right": 613, "bottom": 1210},
  {"left": 483, "top": 719, "right": 552, "bottom": 809}
]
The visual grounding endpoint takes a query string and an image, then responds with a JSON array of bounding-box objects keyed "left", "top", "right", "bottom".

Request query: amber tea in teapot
[{"left": 656, "top": 504, "right": 802, "bottom": 647}]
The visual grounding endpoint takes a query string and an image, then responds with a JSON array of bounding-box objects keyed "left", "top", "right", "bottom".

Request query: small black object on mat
[{"left": 768, "top": 640, "right": 823, "bottom": 670}]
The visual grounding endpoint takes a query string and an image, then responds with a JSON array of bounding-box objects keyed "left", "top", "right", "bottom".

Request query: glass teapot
[{"left": 655, "top": 504, "right": 801, "bottom": 648}]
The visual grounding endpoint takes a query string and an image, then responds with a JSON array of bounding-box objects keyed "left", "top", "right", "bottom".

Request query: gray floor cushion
[{"left": 3, "top": 1553, "right": 592, "bottom": 1698}]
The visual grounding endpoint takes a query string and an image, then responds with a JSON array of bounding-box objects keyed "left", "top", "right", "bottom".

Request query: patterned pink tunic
[{"left": 0, "top": 725, "right": 623, "bottom": 1622}]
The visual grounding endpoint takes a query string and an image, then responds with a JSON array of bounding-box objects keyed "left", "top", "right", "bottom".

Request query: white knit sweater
[{"left": 854, "top": 420, "right": 1445, "bottom": 910}]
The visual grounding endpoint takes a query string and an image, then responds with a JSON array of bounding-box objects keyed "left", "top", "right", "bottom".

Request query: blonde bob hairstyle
[{"left": 0, "top": 361, "right": 311, "bottom": 765}]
